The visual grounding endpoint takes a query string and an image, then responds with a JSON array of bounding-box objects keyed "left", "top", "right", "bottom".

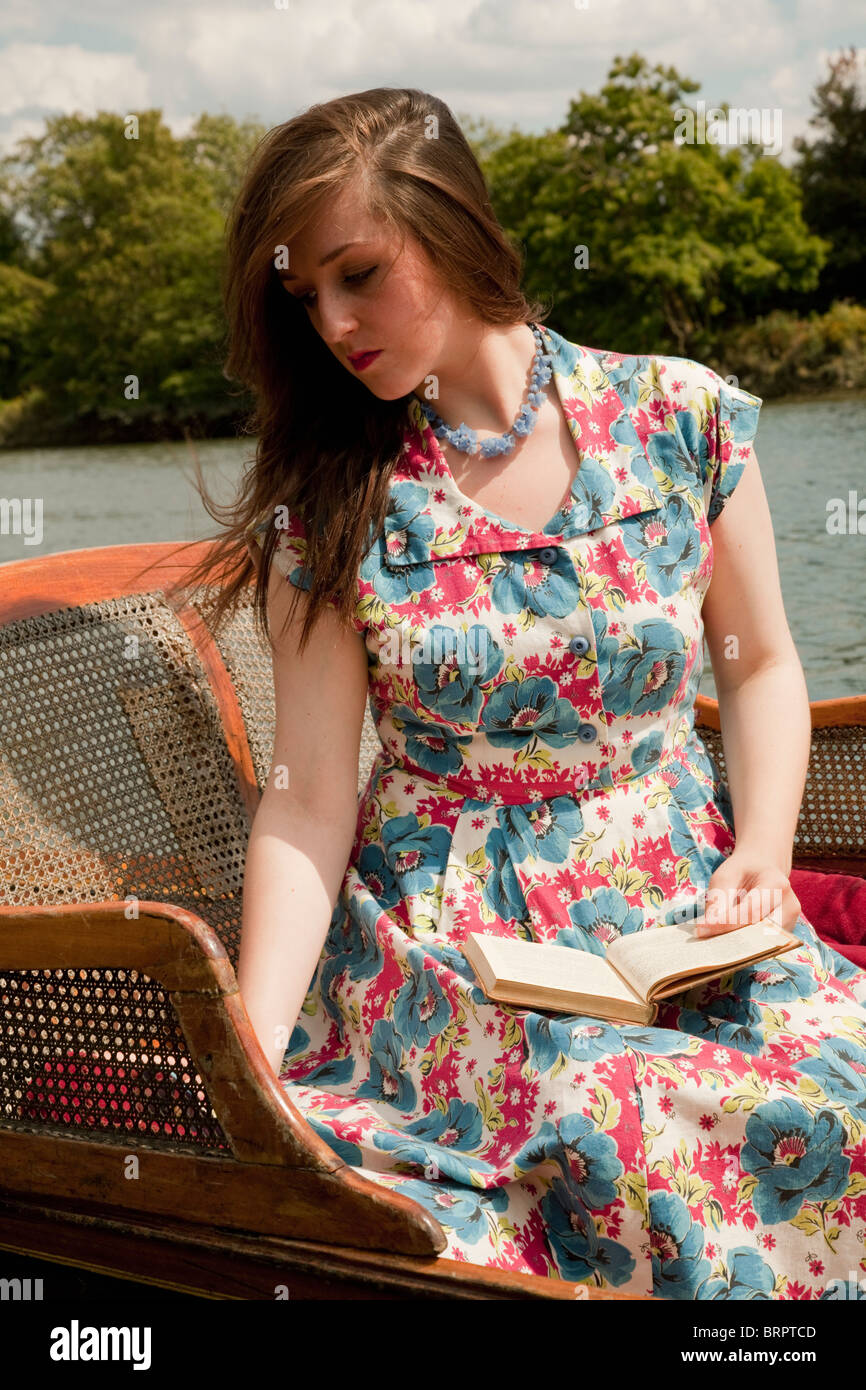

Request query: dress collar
[{"left": 383, "top": 323, "right": 664, "bottom": 565}]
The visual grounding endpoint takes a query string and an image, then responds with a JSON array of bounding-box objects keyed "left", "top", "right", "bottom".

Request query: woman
[{"left": 199, "top": 87, "right": 866, "bottom": 1298}]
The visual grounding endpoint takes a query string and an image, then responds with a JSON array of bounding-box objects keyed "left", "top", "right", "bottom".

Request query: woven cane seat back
[
  {"left": 697, "top": 721, "right": 866, "bottom": 871},
  {"left": 0, "top": 587, "right": 254, "bottom": 1153}
]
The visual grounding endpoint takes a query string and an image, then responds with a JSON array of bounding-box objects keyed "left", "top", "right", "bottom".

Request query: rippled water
[{"left": 1, "top": 396, "right": 864, "bottom": 701}]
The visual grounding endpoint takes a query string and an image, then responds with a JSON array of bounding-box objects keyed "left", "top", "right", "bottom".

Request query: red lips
[{"left": 348, "top": 350, "right": 382, "bottom": 371}]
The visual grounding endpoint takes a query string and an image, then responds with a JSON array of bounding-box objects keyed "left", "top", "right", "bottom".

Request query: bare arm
[
  {"left": 237, "top": 562, "right": 369, "bottom": 1077},
  {"left": 701, "top": 444, "right": 811, "bottom": 878},
  {"left": 693, "top": 444, "right": 810, "bottom": 938}
]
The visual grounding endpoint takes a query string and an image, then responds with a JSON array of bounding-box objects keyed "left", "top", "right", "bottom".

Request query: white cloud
[
  {"left": 0, "top": 0, "right": 862, "bottom": 164},
  {"left": 0, "top": 42, "right": 149, "bottom": 118}
]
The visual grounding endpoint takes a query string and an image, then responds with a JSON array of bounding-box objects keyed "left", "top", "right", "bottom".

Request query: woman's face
[{"left": 278, "top": 180, "right": 468, "bottom": 401}]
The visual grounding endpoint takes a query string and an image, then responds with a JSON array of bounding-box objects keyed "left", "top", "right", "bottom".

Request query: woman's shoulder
[{"left": 572, "top": 337, "right": 762, "bottom": 419}]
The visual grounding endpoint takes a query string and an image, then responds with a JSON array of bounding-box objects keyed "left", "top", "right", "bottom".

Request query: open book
[{"left": 462, "top": 917, "right": 799, "bottom": 1024}]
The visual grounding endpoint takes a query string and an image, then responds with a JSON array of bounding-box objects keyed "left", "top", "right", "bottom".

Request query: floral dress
[{"left": 248, "top": 323, "right": 866, "bottom": 1300}]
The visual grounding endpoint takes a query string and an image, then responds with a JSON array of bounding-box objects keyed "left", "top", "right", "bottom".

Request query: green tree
[
  {"left": 4, "top": 110, "right": 236, "bottom": 433},
  {"left": 793, "top": 47, "right": 866, "bottom": 311},
  {"left": 479, "top": 54, "right": 827, "bottom": 359}
]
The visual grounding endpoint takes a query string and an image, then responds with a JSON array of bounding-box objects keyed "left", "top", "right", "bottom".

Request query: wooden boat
[{"left": 0, "top": 541, "right": 863, "bottom": 1300}]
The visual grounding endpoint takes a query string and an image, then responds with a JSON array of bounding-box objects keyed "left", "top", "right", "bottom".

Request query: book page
[
  {"left": 467, "top": 932, "right": 644, "bottom": 1010},
  {"left": 607, "top": 918, "right": 797, "bottom": 1002}
]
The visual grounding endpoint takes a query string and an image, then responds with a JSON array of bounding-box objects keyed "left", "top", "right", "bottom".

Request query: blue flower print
[
  {"left": 648, "top": 1191, "right": 711, "bottom": 1299},
  {"left": 373, "top": 1099, "right": 495, "bottom": 1183},
  {"left": 381, "top": 813, "right": 453, "bottom": 894},
  {"left": 559, "top": 886, "right": 644, "bottom": 957},
  {"left": 740, "top": 1099, "right": 851, "bottom": 1223},
  {"left": 645, "top": 407, "right": 707, "bottom": 490},
  {"left": 799, "top": 1038, "right": 866, "bottom": 1123},
  {"left": 392, "top": 945, "right": 451, "bottom": 1048},
  {"left": 480, "top": 825, "right": 529, "bottom": 924},
  {"left": 423, "top": 939, "right": 478, "bottom": 984},
  {"left": 596, "top": 617, "right": 687, "bottom": 717},
  {"left": 665, "top": 761, "right": 713, "bottom": 812},
  {"left": 500, "top": 795, "right": 585, "bottom": 866},
  {"left": 525, "top": 1013, "right": 626, "bottom": 1072},
  {"left": 481, "top": 674, "right": 583, "bottom": 750},
  {"left": 676, "top": 996, "right": 765, "bottom": 1056},
  {"left": 303, "top": 1114, "right": 363, "bottom": 1166},
  {"left": 359, "top": 482, "right": 437, "bottom": 604},
  {"left": 563, "top": 455, "right": 618, "bottom": 534},
  {"left": 617, "top": 1023, "right": 697, "bottom": 1056},
  {"left": 619, "top": 491, "right": 700, "bottom": 598},
  {"left": 285, "top": 1021, "right": 309, "bottom": 1058},
  {"left": 356, "top": 1018, "right": 416, "bottom": 1112},
  {"left": 320, "top": 901, "right": 383, "bottom": 1027},
  {"left": 357, "top": 842, "right": 402, "bottom": 909},
  {"left": 557, "top": 1113, "right": 625, "bottom": 1208},
  {"left": 629, "top": 727, "right": 665, "bottom": 775},
  {"left": 696, "top": 1246, "right": 776, "bottom": 1300},
  {"left": 728, "top": 956, "right": 816, "bottom": 1007},
  {"left": 390, "top": 703, "right": 474, "bottom": 776},
  {"left": 490, "top": 549, "right": 580, "bottom": 620},
  {"left": 414, "top": 623, "right": 504, "bottom": 724},
  {"left": 543, "top": 1177, "right": 635, "bottom": 1287},
  {"left": 665, "top": 800, "right": 711, "bottom": 877},
  {"left": 512, "top": 1114, "right": 623, "bottom": 1212},
  {"left": 297, "top": 1053, "right": 356, "bottom": 1090},
  {"left": 385, "top": 1177, "right": 509, "bottom": 1245}
]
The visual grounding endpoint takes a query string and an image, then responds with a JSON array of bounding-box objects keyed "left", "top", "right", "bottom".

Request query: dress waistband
[
  {"left": 383, "top": 750, "right": 612, "bottom": 804},
  {"left": 379, "top": 737, "right": 696, "bottom": 806}
]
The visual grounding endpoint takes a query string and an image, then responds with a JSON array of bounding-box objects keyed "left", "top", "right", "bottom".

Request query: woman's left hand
[{"left": 691, "top": 848, "right": 802, "bottom": 938}]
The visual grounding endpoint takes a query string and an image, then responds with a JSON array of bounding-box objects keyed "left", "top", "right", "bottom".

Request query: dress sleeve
[
  {"left": 702, "top": 371, "right": 763, "bottom": 526},
  {"left": 245, "top": 509, "right": 368, "bottom": 637},
  {"left": 245, "top": 510, "right": 312, "bottom": 591}
]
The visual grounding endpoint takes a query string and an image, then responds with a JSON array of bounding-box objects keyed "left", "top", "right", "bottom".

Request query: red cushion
[{"left": 789, "top": 867, "right": 866, "bottom": 969}]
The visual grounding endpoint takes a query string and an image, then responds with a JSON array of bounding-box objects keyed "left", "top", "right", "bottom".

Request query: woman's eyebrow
[{"left": 277, "top": 241, "right": 368, "bottom": 281}]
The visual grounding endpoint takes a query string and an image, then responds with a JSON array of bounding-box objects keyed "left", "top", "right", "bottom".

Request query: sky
[{"left": 0, "top": 0, "right": 864, "bottom": 163}]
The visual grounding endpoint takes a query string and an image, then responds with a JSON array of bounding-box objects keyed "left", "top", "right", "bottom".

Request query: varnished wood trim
[
  {"left": 0, "top": 900, "right": 446, "bottom": 1254},
  {"left": 696, "top": 691, "right": 866, "bottom": 733},
  {"left": 0, "top": 1129, "right": 446, "bottom": 1258},
  {"left": 0, "top": 1197, "right": 652, "bottom": 1300}
]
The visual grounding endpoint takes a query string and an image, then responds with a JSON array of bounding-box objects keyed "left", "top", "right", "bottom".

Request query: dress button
[
  {"left": 569, "top": 635, "right": 590, "bottom": 657},
  {"left": 577, "top": 723, "right": 597, "bottom": 743},
  {"left": 537, "top": 546, "right": 559, "bottom": 565}
]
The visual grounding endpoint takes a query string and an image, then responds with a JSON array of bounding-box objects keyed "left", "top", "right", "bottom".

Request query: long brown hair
[{"left": 155, "top": 87, "right": 550, "bottom": 654}]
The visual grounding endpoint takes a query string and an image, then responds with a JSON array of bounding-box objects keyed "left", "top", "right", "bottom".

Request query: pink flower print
[
  {"left": 761, "top": 1234, "right": 776, "bottom": 1250},
  {"left": 699, "top": 1114, "right": 718, "bottom": 1131},
  {"left": 659, "top": 1095, "right": 674, "bottom": 1115},
  {"left": 644, "top": 517, "right": 668, "bottom": 549},
  {"left": 632, "top": 813, "right": 646, "bottom": 829}
]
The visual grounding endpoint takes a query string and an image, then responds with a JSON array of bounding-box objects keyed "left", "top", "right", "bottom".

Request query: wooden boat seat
[{"left": 0, "top": 540, "right": 863, "bottom": 1300}]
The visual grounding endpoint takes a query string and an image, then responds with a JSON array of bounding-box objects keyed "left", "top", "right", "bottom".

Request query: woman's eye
[{"left": 295, "top": 266, "right": 376, "bottom": 307}]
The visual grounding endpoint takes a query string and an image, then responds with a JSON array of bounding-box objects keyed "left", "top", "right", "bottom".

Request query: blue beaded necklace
[{"left": 416, "top": 321, "right": 553, "bottom": 457}]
